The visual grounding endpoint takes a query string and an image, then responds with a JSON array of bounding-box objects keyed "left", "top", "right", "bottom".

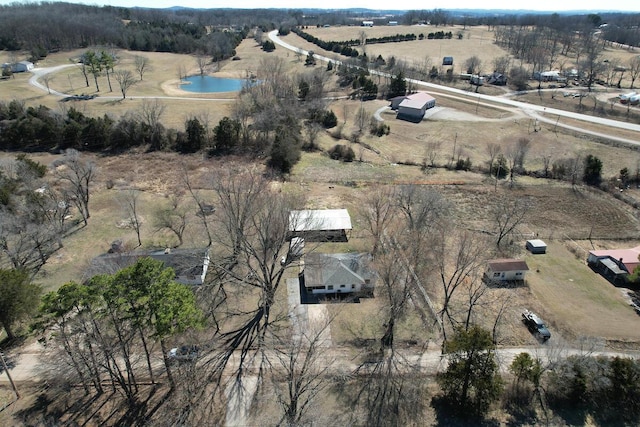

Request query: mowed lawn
[{"left": 525, "top": 241, "right": 640, "bottom": 343}]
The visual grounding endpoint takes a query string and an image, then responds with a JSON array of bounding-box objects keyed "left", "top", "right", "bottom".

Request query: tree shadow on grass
[
  {"left": 111, "top": 385, "right": 173, "bottom": 426},
  {"left": 431, "top": 395, "right": 500, "bottom": 427}
]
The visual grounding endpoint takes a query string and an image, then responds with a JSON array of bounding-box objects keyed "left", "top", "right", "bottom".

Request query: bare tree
[
  {"left": 134, "top": 55, "right": 149, "bottom": 81},
  {"left": 425, "top": 141, "right": 441, "bottom": 167},
  {"left": 486, "top": 142, "right": 501, "bottom": 175},
  {"left": 303, "top": 122, "right": 322, "bottom": 151},
  {"left": 493, "top": 55, "right": 511, "bottom": 74},
  {"left": 491, "top": 195, "right": 529, "bottom": 248},
  {"left": 196, "top": 51, "right": 208, "bottom": 76},
  {"left": 354, "top": 105, "right": 368, "bottom": 135},
  {"left": 120, "top": 189, "right": 143, "bottom": 247},
  {"left": 42, "top": 74, "right": 53, "bottom": 94},
  {"left": 54, "top": 149, "right": 96, "bottom": 226},
  {"left": 270, "top": 313, "right": 334, "bottom": 427},
  {"left": 357, "top": 186, "right": 396, "bottom": 256},
  {"left": 114, "top": 69, "right": 136, "bottom": 99},
  {"left": 153, "top": 194, "right": 188, "bottom": 247},
  {"left": 181, "top": 167, "right": 213, "bottom": 247},
  {"left": 395, "top": 185, "right": 450, "bottom": 231},
  {"left": 177, "top": 64, "right": 187, "bottom": 81},
  {"left": 542, "top": 152, "right": 553, "bottom": 178},
  {"left": 464, "top": 55, "right": 482, "bottom": 75},
  {"left": 629, "top": 55, "right": 640, "bottom": 89},
  {"left": 433, "top": 230, "right": 486, "bottom": 338}
]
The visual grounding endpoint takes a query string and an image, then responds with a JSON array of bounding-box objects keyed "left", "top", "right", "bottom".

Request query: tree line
[{"left": 0, "top": 2, "right": 246, "bottom": 58}]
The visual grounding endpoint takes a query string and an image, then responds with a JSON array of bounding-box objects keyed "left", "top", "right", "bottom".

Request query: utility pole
[{"left": 0, "top": 351, "right": 20, "bottom": 399}]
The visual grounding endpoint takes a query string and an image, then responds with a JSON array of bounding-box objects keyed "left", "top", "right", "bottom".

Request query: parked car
[
  {"left": 167, "top": 345, "right": 199, "bottom": 362},
  {"left": 522, "top": 310, "right": 551, "bottom": 341}
]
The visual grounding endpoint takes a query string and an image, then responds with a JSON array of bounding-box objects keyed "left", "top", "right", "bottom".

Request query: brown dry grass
[
  {"left": 526, "top": 241, "right": 640, "bottom": 344},
  {"left": 1, "top": 27, "right": 640, "bottom": 363}
]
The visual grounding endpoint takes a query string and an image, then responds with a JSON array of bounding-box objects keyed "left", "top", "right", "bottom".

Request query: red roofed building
[{"left": 587, "top": 246, "right": 640, "bottom": 284}]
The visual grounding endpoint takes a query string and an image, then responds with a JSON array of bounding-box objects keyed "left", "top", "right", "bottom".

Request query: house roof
[
  {"left": 487, "top": 258, "right": 529, "bottom": 272},
  {"left": 600, "top": 257, "right": 629, "bottom": 275},
  {"left": 89, "top": 248, "right": 209, "bottom": 280},
  {"left": 289, "top": 209, "right": 352, "bottom": 232},
  {"left": 398, "top": 92, "right": 436, "bottom": 110},
  {"left": 304, "top": 252, "right": 373, "bottom": 287},
  {"left": 589, "top": 246, "right": 640, "bottom": 272}
]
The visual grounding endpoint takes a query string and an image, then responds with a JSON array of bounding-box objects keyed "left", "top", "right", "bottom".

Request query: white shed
[{"left": 526, "top": 239, "right": 547, "bottom": 254}]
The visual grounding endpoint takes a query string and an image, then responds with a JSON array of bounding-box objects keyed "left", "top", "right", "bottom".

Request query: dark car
[{"left": 522, "top": 310, "right": 551, "bottom": 341}]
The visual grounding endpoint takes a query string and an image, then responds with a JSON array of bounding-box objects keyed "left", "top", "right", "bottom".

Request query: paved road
[{"left": 269, "top": 30, "right": 640, "bottom": 146}]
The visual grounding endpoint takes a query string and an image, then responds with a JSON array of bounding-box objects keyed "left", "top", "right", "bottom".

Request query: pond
[{"left": 179, "top": 75, "right": 248, "bottom": 93}]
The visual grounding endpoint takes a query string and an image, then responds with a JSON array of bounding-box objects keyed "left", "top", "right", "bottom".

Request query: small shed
[
  {"left": 442, "top": 56, "right": 454, "bottom": 66},
  {"left": 526, "top": 239, "right": 547, "bottom": 254},
  {"left": 485, "top": 258, "right": 529, "bottom": 283}
]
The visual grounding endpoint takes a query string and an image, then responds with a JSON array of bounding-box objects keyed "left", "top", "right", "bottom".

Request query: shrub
[
  {"left": 369, "top": 120, "right": 390, "bottom": 137},
  {"left": 328, "top": 144, "right": 355, "bottom": 162}
]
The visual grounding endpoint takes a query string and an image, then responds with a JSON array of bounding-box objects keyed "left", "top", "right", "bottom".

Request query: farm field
[{"left": 1, "top": 22, "right": 640, "bottom": 365}]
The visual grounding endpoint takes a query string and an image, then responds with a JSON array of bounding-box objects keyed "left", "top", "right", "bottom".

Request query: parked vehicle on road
[{"left": 522, "top": 310, "right": 551, "bottom": 341}]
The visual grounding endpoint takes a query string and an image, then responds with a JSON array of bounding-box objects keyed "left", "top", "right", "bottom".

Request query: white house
[
  {"left": 303, "top": 252, "right": 375, "bottom": 295},
  {"left": 396, "top": 92, "right": 436, "bottom": 122},
  {"left": 485, "top": 259, "right": 529, "bottom": 283},
  {"left": 362, "top": 21, "right": 374, "bottom": 27}
]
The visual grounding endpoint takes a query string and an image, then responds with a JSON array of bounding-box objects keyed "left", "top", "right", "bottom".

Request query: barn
[{"left": 396, "top": 92, "right": 436, "bottom": 122}]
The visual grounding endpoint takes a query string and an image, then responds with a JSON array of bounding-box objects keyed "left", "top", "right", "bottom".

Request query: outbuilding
[
  {"left": 485, "top": 259, "right": 529, "bottom": 283},
  {"left": 288, "top": 208, "right": 352, "bottom": 242},
  {"left": 10, "top": 61, "right": 34, "bottom": 73},
  {"left": 526, "top": 239, "right": 547, "bottom": 254},
  {"left": 442, "top": 56, "right": 454, "bottom": 66},
  {"left": 396, "top": 92, "right": 436, "bottom": 122}
]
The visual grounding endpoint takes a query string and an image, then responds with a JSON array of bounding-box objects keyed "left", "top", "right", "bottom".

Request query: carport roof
[{"left": 289, "top": 209, "right": 352, "bottom": 232}]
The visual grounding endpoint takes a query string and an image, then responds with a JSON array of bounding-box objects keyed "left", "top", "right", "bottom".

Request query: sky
[{"left": 1, "top": 0, "right": 639, "bottom": 12}]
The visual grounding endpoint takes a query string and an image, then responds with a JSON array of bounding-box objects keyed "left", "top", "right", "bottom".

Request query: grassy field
[{"left": 1, "top": 29, "right": 640, "bottom": 349}]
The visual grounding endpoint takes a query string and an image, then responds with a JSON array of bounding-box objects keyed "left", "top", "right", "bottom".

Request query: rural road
[{"left": 269, "top": 30, "right": 640, "bottom": 146}]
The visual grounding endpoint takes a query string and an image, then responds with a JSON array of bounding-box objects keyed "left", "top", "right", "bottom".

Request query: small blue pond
[{"left": 180, "top": 75, "right": 247, "bottom": 93}]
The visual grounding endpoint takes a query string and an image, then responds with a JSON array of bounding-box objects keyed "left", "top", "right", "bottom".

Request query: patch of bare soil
[{"left": 439, "top": 182, "right": 640, "bottom": 240}]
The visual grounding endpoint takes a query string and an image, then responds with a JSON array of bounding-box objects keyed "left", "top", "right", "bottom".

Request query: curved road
[
  {"left": 269, "top": 30, "right": 640, "bottom": 146},
  {"left": 28, "top": 64, "right": 234, "bottom": 103}
]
